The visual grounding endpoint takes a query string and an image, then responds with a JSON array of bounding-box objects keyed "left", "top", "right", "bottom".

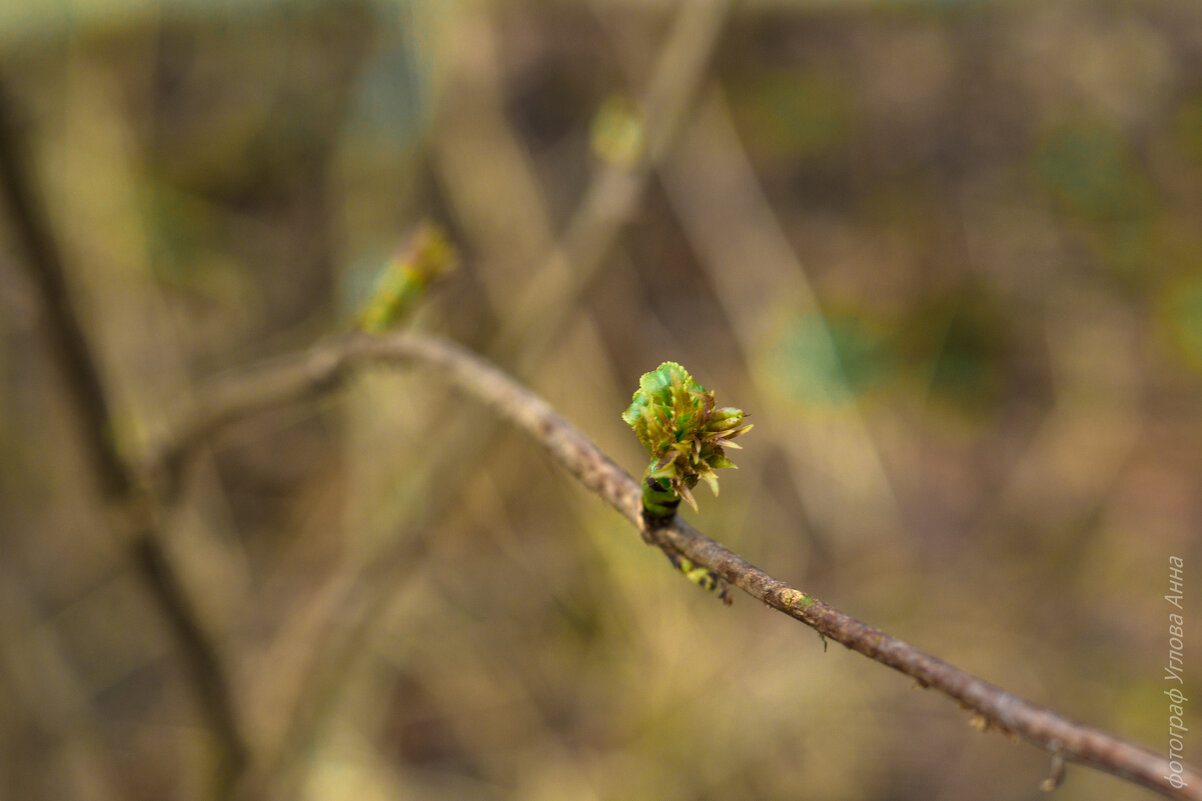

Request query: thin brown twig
[
  {"left": 0, "top": 76, "right": 248, "bottom": 795},
  {"left": 154, "top": 328, "right": 1201, "bottom": 801},
  {"left": 0, "top": 82, "right": 129, "bottom": 498}
]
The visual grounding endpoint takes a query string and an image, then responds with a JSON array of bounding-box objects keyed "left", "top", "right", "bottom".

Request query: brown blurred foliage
[{"left": 1, "top": 1, "right": 1201, "bottom": 800}]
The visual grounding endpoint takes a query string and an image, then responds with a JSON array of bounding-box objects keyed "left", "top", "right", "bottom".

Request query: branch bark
[{"left": 155, "top": 329, "right": 1202, "bottom": 801}]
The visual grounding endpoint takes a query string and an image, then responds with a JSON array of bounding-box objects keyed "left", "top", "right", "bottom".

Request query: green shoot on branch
[
  {"left": 357, "top": 223, "right": 458, "bottom": 333},
  {"left": 622, "top": 361, "right": 752, "bottom": 523}
]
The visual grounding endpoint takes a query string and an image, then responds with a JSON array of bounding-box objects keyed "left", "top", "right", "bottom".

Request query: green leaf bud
[{"left": 623, "top": 362, "right": 751, "bottom": 519}]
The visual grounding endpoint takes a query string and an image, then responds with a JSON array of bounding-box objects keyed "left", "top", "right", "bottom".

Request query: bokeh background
[{"left": 2, "top": 1, "right": 1201, "bottom": 800}]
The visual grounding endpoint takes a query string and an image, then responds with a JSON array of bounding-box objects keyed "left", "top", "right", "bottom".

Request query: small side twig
[
  {"left": 154, "top": 329, "right": 1201, "bottom": 801},
  {"left": 1041, "top": 753, "right": 1068, "bottom": 792}
]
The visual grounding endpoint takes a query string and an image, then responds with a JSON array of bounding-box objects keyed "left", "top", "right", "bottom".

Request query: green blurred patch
[
  {"left": 137, "top": 176, "right": 254, "bottom": 309},
  {"left": 138, "top": 177, "right": 220, "bottom": 280},
  {"left": 1032, "top": 121, "right": 1153, "bottom": 222},
  {"left": 590, "top": 94, "right": 644, "bottom": 168},
  {"left": 727, "top": 70, "right": 856, "bottom": 162},
  {"left": 899, "top": 290, "right": 1007, "bottom": 414},
  {"left": 1174, "top": 94, "right": 1202, "bottom": 166},
  {"left": 769, "top": 293, "right": 1007, "bottom": 416},
  {"left": 768, "top": 309, "right": 893, "bottom": 408},
  {"left": 1032, "top": 120, "right": 1161, "bottom": 281},
  {"left": 1158, "top": 272, "right": 1202, "bottom": 371},
  {"left": 764, "top": 294, "right": 1009, "bottom": 418}
]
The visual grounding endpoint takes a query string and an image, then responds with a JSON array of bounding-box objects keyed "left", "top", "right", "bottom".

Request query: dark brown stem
[
  {"left": 0, "top": 75, "right": 248, "bottom": 794},
  {"left": 157, "top": 329, "right": 1202, "bottom": 801},
  {"left": 0, "top": 80, "right": 128, "bottom": 497}
]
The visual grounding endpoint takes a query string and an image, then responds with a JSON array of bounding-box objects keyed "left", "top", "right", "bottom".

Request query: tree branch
[{"left": 154, "top": 329, "right": 1202, "bottom": 801}]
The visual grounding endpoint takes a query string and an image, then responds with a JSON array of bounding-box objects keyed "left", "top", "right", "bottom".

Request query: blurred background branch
[
  {"left": 0, "top": 75, "right": 248, "bottom": 795},
  {"left": 1, "top": 1, "right": 1201, "bottom": 800}
]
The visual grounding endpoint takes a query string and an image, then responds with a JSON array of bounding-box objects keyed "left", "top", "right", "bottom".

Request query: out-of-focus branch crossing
[{"left": 0, "top": 76, "right": 249, "bottom": 798}]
